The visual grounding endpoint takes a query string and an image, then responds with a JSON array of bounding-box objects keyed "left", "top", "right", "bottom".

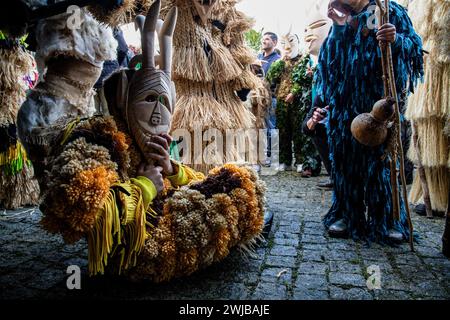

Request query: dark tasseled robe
[{"left": 314, "top": 1, "right": 424, "bottom": 242}]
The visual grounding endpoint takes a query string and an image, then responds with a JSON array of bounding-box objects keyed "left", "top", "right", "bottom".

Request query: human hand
[
  {"left": 312, "top": 106, "right": 329, "bottom": 124},
  {"left": 285, "top": 93, "right": 295, "bottom": 104},
  {"left": 145, "top": 133, "right": 174, "bottom": 176},
  {"left": 137, "top": 163, "right": 164, "bottom": 193},
  {"left": 377, "top": 23, "right": 396, "bottom": 44}
]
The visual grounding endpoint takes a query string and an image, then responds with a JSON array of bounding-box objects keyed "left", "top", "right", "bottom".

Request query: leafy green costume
[{"left": 267, "top": 54, "right": 321, "bottom": 174}]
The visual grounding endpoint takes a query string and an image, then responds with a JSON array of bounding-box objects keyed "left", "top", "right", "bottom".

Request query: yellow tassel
[
  {"left": 60, "top": 117, "right": 81, "bottom": 146},
  {"left": 87, "top": 181, "right": 151, "bottom": 276}
]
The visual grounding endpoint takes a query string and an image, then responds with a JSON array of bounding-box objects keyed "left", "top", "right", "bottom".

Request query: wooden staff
[{"left": 375, "top": 0, "right": 414, "bottom": 251}]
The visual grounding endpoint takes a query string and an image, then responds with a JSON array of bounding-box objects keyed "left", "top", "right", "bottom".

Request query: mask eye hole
[{"left": 145, "top": 95, "right": 157, "bottom": 102}]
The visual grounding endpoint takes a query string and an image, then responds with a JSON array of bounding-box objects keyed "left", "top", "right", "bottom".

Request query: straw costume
[
  {"left": 0, "top": 33, "right": 39, "bottom": 209},
  {"left": 405, "top": 0, "right": 450, "bottom": 215},
  {"left": 18, "top": 1, "right": 265, "bottom": 282},
  {"left": 157, "top": 0, "right": 261, "bottom": 172}
]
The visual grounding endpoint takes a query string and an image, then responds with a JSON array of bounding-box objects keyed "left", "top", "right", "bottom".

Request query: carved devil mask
[
  {"left": 280, "top": 28, "right": 300, "bottom": 60},
  {"left": 119, "top": 0, "right": 178, "bottom": 159}
]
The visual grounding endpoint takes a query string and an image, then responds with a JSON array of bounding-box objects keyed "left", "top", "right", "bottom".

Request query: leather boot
[{"left": 328, "top": 219, "right": 348, "bottom": 238}]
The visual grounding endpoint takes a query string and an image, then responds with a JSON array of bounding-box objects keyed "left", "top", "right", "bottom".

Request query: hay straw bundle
[
  {"left": 407, "top": 117, "right": 450, "bottom": 167},
  {"left": 409, "top": 166, "right": 450, "bottom": 212}
]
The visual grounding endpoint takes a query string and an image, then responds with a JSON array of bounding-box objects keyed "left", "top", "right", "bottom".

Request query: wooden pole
[
  {"left": 376, "top": 0, "right": 414, "bottom": 250},
  {"left": 384, "top": 0, "right": 414, "bottom": 250}
]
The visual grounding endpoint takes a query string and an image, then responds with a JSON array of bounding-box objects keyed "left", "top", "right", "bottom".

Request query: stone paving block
[
  {"left": 260, "top": 267, "right": 292, "bottom": 283},
  {"left": 301, "top": 243, "right": 327, "bottom": 251},
  {"left": 301, "top": 249, "right": 327, "bottom": 262},
  {"left": 329, "top": 286, "right": 373, "bottom": 300},
  {"left": 300, "top": 234, "right": 327, "bottom": 244},
  {"left": 270, "top": 245, "right": 298, "bottom": 257},
  {"left": 359, "top": 249, "right": 387, "bottom": 260},
  {"left": 409, "top": 279, "right": 449, "bottom": 298},
  {"left": 277, "top": 225, "right": 301, "bottom": 234},
  {"left": 303, "top": 227, "right": 326, "bottom": 236},
  {"left": 273, "top": 238, "right": 299, "bottom": 247},
  {"left": 393, "top": 253, "right": 423, "bottom": 265},
  {"left": 294, "top": 274, "right": 327, "bottom": 290},
  {"left": 373, "top": 289, "right": 412, "bottom": 300},
  {"left": 328, "top": 272, "right": 366, "bottom": 287},
  {"left": 379, "top": 273, "right": 411, "bottom": 291},
  {"left": 273, "top": 232, "right": 298, "bottom": 240},
  {"left": 28, "top": 269, "right": 66, "bottom": 291},
  {"left": 422, "top": 258, "right": 450, "bottom": 273},
  {"left": 292, "top": 289, "right": 329, "bottom": 300},
  {"left": 396, "top": 264, "right": 431, "bottom": 280},
  {"left": 265, "top": 256, "right": 297, "bottom": 268},
  {"left": 327, "top": 249, "right": 359, "bottom": 261},
  {"left": 298, "top": 262, "right": 328, "bottom": 275},
  {"left": 250, "top": 281, "right": 287, "bottom": 300},
  {"left": 329, "top": 261, "right": 362, "bottom": 274}
]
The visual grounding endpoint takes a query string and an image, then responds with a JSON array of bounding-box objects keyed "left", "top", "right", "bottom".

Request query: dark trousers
[{"left": 310, "top": 124, "right": 332, "bottom": 176}]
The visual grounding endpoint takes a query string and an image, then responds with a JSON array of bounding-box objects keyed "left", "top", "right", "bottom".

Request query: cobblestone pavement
[{"left": 1, "top": 172, "right": 449, "bottom": 300}]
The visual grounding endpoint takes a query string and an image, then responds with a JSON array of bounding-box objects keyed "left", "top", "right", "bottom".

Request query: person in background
[
  {"left": 257, "top": 32, "right": 281, "bottom": 167},
  {"left": 258, "top": 32, "right": 281, "bottom": 75},
  {"left": 302, "top": 1, "right": 334, "bottom": 188}
]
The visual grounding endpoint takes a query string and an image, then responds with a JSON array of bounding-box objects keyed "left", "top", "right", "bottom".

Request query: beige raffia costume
[
  {"left": 0, "top": 36, "right": 39, "bottom": 209},
  {"left": 405, "top": 0, "right": 450, "bottom": 214},
  {"left": 158, "top": 0, "right": 261, "bottom": 172}
]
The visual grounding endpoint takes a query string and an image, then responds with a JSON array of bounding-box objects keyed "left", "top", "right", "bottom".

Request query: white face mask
[{"left": 280, "top": 31, "right": 300, "bottom": 60}]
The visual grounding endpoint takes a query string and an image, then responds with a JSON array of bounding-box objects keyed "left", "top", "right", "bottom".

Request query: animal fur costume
[
  {"left": 267, "top": 30, "right": 322, "bottom": 175},
  {"left": 405, "top": 0, "right": 450, "bottom": 214},
  {"left": 315, "top": 1, "right": 424, "bottom": 242},
  {"left": 158, "top": 0, "right": 261, "bottom": 172},
  {"left": 0, "top": 34, "right": 39, "bottom": 209},
  {"left": 17, "top": 2, "right": 265, "bottom": 282}
]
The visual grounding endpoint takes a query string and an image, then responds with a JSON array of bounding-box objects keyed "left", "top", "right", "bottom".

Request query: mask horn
[
  {"left": 286, "top": 24, "right": 293, "bottom": 37},
  {"left": 142, "top": 0, "right": 161, "bottom": 69},
  {"left": 158, "top": 6, "right": 178, "bottom": 75},
  {"left": 135, "top": 15, "right": 145, "bottom": 35}
]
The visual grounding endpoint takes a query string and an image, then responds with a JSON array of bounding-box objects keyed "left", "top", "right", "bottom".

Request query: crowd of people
[
  {"left": 0, "top": 0, "right": 448, "bottom": 285},
  {"left": 254, "top": 0, "right": 448, "bottom": 245}
]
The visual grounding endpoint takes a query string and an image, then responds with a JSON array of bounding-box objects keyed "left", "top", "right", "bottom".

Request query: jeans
[{"left": 265, "top": 98, "right": 277, "bottom": 158}]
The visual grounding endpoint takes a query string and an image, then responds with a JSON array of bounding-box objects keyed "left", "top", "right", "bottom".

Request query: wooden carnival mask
[
  {"left": 118, "top": 0, "right": 178, "bottom": 159},
  {"left": 304, "top": 3, "right": 332, "bottom": 57},
  {"left": 192, "top": 0, "right": 218, "bottom": 25},
  {"left": 280, "top": 27, "right": 300, "bottom": 60}
]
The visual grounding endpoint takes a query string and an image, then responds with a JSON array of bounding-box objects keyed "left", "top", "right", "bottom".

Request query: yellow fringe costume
[
  {"left": 17, "top": 2, "right": 266, "bottom": 283},
  {"left": 0, "top": 35, "right": 39, "bottom": 209},
  {"left": 36, "top": 116, "right": 265, "bottom": 282},
  {"left": 405, "top": 0, "right": 450, "bottom": 213}
]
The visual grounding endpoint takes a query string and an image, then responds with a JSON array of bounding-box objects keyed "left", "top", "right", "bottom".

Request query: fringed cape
[{"left": 314, "top": 0, "right": 423, "bottom": 242}]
